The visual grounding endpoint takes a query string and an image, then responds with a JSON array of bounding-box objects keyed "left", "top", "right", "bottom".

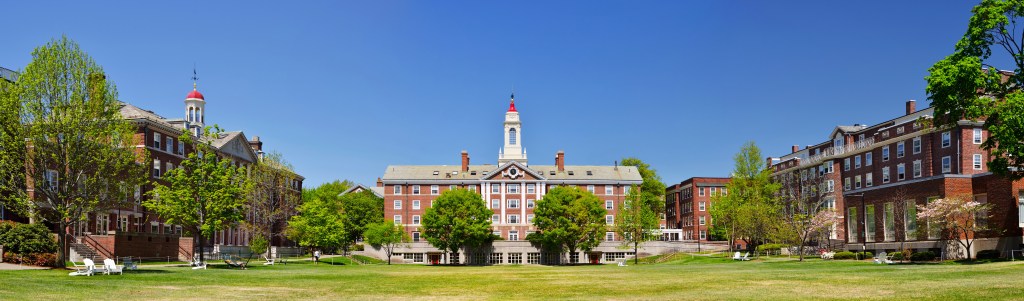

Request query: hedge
[
  {"left": 0, "top": 221, "right": 58, "bottom": 255},
  {"left": 834, "top": 251, "right": 857, "bottom": 260},
  {"left": 911, "top": 251, "right": 937, "bottom": 261},
  {"left": 976, "top": 250, "right": 1000, "bottom": 260}
]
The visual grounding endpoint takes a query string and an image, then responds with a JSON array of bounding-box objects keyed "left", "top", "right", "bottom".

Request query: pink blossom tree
[{"left": 916, "top": 195, "right": 990, "bottom": 261}]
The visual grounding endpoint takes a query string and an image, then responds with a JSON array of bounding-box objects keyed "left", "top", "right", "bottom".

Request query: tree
[
  {"left": 364, "top": 221, "right": 410, "bottom": 265},
  {"left": 614, "top": 186, "right": 658, "bottom": 264},
  {"left": 621, "top": 157, "right": 667, "bottom": 215},
  {"left": 916, "top": 194, "right": 991, "bottom": 261},
  {"left": 246, "top": 234, "right": 269, "bottom": 267},
  {"left": 420, "top": 188, "right": 493, "bottom": 264},
  {"left": 244, "top": 152, "right": 301, "bottom": 248},
  {"left": 339, "top": 189, "right": 384, "bottom": 255},
  {"left": 529, "top": 186, "right": 606, "bottom": 265},
  {"left": 9, "top": 36, "right": 148, "bottom": 267},
  {"left": 285, "top": 188, "right": 346, "bottom": 259},
  {"left": 925, "top": 0, "right": 1024, "bottom": 179},
  {"left": 775, "top": 165, "right": 835, "bottom": 261},
  {"left": 146, "top": 127, "right": 250, "bottom": 263},
  {"left": 0, "top": 75, "right": 26, "bottom": 217},
  {"left": 710, "top": 141, "right": 781, "bottom": 253}
]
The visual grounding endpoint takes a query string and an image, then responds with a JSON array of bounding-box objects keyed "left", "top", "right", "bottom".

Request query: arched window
[
  {"left": 188, "top": 107, "right": 194, "bottom": 122},
  {"left": 509, "top": 128, "right": 517, "bottom": 145},
  {"left": 197, "top": 108, "right": 202, "bottom": 123}
]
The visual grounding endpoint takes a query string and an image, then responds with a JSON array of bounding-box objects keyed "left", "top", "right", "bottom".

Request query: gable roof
[
  {"left": 381, "top": 163, "right": 642, "bottom": 184},
  {"left": 480, "top": 160, "right": 546, "bottom": 181},
  {"left": 341, "top": 184, "right": 384, "bottom": 198}
]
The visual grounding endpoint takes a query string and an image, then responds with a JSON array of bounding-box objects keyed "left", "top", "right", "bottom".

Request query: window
[
  {"left": 699, "top": 201, "right": 706, "bottom": 211},
  {"left": 527, "top": 184, "right": 536, "bottom": 194},
  {"left": 865, "top": 205, "right": 876, "bottom": 242},
  {"left": 153, "top": 132, "right": 161, "bottom": 149},
  {"left": 605, "top": 215, "right": 614, "bottom": 225},
  {"left": 492, "top": 214, "right": 500, "bottom": 223},
  {"left": 393, "top": 215, "right": 402, "bottom": 224},
  {"left": 974, "top": 128, "right": 983, "bottom": 144},
  {"left": 905, "top": 200, "right": 917, "bottom": 241},
  {"left": 528, "top": 253, "right": 541, "bottom": 264},
  {"left": 624, "top": 186, "right": 631, "bottom": 195},
  {"left": 508, "top": 215, "right": 519, "bottom": 224},
  {"left": 865, "top": 152, "right": 872, "bottom": 166},
  {"left": 884, "top": 202, "right": 895, "bottom": 242},
  {"left": 587, "top": 185, "right": 595, "bottom": 194},
  {"left": 699, "top": 216, "right": 705, "bottom": 225},
  {"left": 491, "top": 199, "right": 500, "bottom": 209},
  {"left": 527, "top": 200, "right": 535, "bottom": 208},
  {"left": 166, "top": 137, "right": 173, "bottom": 153},
  {"left": 509, "top": 231, "right": 519, "bottom": 241},
  {"left": 882, "top": 167, "right": 890, "bottom": 183},
  {"left": 508, "top": 199, "right": 520, "bottom": 209},
  {"left": 177, "top": 142, "right": 184, "bottom": 155},
  {"left": 491, "top": 185, "right": 499, "bottom": 193},
  {"left": 412, "top": 232, "right": 420, "bottom": 242},
  {"left": 844, "top": 158, "right": 851, "bottom": 171},
  {"left": 412, "top": 185, "right": 421, "bottom": 195},
  {"left": 913, "top": 160, "right": 922, "bottom": 178},
  {"left": 912, "top": 137, "right": 921, "bottom": 154},
  {"left": 855, "top": 175, "right": 861, "bottom": 189},
  {"left": 699, "top": 187, "right": 705, "bottom": 196},
  {"left": 412, "top": 200, "right": 420, "bottom": 210},
  {"left": 826, "top": 180, "right": 834, "bottom": 192},
  {"left": 153, "top": 159, "right": 161, "bottom": 177},
  {"left": 605, "top": 186, "right": 613, "bottom": 195},
  {"left": 449, "top": 185, "right": 457, "bottom": 191},
  {"left": 509, "top": 128, "right": 517, "bottom": 145},
  {"left": 394, "top": 200, "right": 402, "bottom": 209},
  {"left": 527, "top": 214, "right": 534, "bottom": 224},
  {"left": 847, "top": 207, "right": 857, "bottom": 243},
  {"left": 431, "top": 185, "right": 439, "bottom": 195},
  {"left": 393, "top": 185, "right": 402, "bottom": 194},
  {"left": 412, "top": 215, "right": 421, "bottom": 225},
  {"left": 507, "top": 184, "right": 519, "bottom": 194},
  {"left": 974, "top": 154, "right": 983, "bottom": 170},
  {"left": 855, "top": 156, "right": 861, "bottom": 168},
  {"left": 606, "top": 232, "right": 615, "bottom": 241},
  {"left": 866, "top": 173, "right": 873, "bottom": 187},
  {"left": 468, "top": 185, "right": 477, "bottom": 193},
  {"left": 699, "top": 230, "right": 707, "bottom": 240},
  {"left": 897, "top": 164, "right": 906, "bottom": 180},
  {"left": 926, "top": 197, "right": 941, "bottom": 239},
  {"left": 824, "top": 161, "right": 834, "bottom": 174},
  {"left": 882, "top": 146, "right": 890, "bottom": 161},
  {"left": 942, "top": 156, "right": 952, "bottom": 173},
  {"left": 896, "top": 142, "right": 905, "bottom": 158},
  {"left": 941, "top": 131, "right": 951, "bottom": 148},
  {"left": 605, "top": 200, "right": 614, "bottom": 210},
  {"left": 844, "top": 177, "right": 851, "bottom": 191}
]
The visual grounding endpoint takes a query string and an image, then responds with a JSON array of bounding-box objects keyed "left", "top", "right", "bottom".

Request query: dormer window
[
  {"left": 549, "top": 171, "right": 555, "bottom": 175},
  {"left": 509, "top": 128, "right": 517, "bottom": 145},
  {"left": 568, "top": 171, "right": 575, "bottom": 176},
  {"left": 432, "top": 171, "right": 439, "bottom": 176},
  {"left": 586, "top": 171, "right": 593, "bottom": 176}
]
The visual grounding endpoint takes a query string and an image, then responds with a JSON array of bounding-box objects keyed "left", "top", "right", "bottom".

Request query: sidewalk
[{"left": 0, "top": 262, "right": 49, "bottom": 270}]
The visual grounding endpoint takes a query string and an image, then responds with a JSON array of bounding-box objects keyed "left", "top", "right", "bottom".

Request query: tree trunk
[
  {"left": 634, "top": 241, "right": 639, "bottom": 265},
  {"left": 198, "top": 232, "right": 206, "bottom": 262},
  {"left": 58, "top": 221, "right": 68, "bottom": 267}
]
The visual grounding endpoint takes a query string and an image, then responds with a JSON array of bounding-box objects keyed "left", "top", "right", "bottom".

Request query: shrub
[
  {"left": 855, "top": 252, "right": 873, "bottom": 260},
  {"left": 353, "top": 243, "right": 365, "bottom": 251},
  {"left": 0, "top": 222, "right": 57, "bottom": 255},
  {"left": 891, "top": 252, "right": 904, "bottom": 260},
  {"left": 976, "top": 250, "right": 1001, "bottom": 260},
  {"left": 834, "top": 251, "right": 857, "bottom": 260},
  {"left": 2, "top": 252, "right": 57, "bottom": 266},
  {"left": 911, "top": 251, "right": 937, "bottom": 261}
]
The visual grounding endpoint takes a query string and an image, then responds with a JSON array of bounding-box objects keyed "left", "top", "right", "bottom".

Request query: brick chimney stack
[
  {"left": 461, "top": 150, "right": 470, "bottom": 172},
  {"left": 792, "top": 145, "right": 799, "bottom": 153},
  {"left": 556, "top": 150, "right": 565, "bottom": 172},
  {"left": 376, "top": 177, "right": 383, "bottom": 187},
  {"left": 906, "top": 100, "right": 916, "bottom": 115},
  {"left": 766, "top": 157, "right": 775, "bottom": 168}
]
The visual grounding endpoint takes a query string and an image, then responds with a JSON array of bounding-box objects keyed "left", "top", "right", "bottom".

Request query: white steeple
[
  {"left": 498, "top": 93, "right": 527, "bottom": 164},
  {"left": 185, "top": 67, "right": 206, "bottom": 137}
]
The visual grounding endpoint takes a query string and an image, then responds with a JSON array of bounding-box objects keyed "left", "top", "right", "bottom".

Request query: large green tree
[
  {"left": 926, "top": 0, "right": 1024, "bottom": 179},
  {"left": 286, "top": 186, "right": 346, "bottom": 259},
  {"left": 244, "top": 152, "right": 301, "bottom": 248},
  {"left": 529, "top": 186, "right": 606, "bottom": 265},
  {"left": 5, "top": 37, "right": 148, "bottom": 266},
  {"left": 614, "top": 186, "right": 659, "bottom": 264},
  {"left": 364, "top": 221, "right": 409, "bottom": 265},
  {"left": 420, "top": 188, "right": 493, "bottom": 265},
  {"left": 146, "top": 127, "right": 250, "bottom": 263},
  {"left": 710, "top": 141, "right": 780, "bottom": 252},
  {"left": 621, "top": 157, "right": 666, "bottom": 215},
  {"left": 339, "top": 189, "right": 383, "bottom": 255}
]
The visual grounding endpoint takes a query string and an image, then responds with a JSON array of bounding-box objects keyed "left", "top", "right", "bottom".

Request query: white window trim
[
  {"left": 942, "top": 156, "right": 952, "bottom": 173},
  {"left": 973, "top": 128, "right": 983, "bottom": 144},
  {"left": 974, "top": 154, "right": 984, "bottom": 170},
  {"left": 941, "top": 131, "right": 951, "bottom": 148}
]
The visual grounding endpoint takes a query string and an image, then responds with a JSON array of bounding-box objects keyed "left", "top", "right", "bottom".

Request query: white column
[
  {"left": 520, "top": 181, "right": 526, "bottom": 224},
  {"left": 500, "top": 182, "right": 506, "bottom": 226}
]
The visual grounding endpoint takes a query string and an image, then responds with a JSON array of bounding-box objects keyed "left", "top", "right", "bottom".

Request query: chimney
[
  {"left": 249, "top": 135, "right": 263, "bottom": 152},
  {"left": 791, "top": 145, "right": 799, "bottom": 153},
  {"left": 376, "top": 177, "right": 383, "bottom": 187},
  {"left": 766, "top": 157, "right": 774, "bottom": 168},
  {"left": 906, "top": 100, "right": 916, "bottom": 115},
  {"left": 461, "top": 150, "right": 470, "bottom": 172},
  {"left": 556, "top": 150, "right": 565, "bottom": 172}
]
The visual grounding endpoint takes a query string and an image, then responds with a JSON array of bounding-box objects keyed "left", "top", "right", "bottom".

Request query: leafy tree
[
  {"left": 710, "top": 141, "right": 781, "bottom": 253},
  {"left": 421, "top": 188, "right": 493, "bottom": 264},
  {"left": 621, "top": 157, "right": 667, "bottom": 215},
  {"left": 8, "top": 36, "right": 147, "bottom": 266},
  {"left": 916, "top": 194, "right": 991, "bottom": 261},
  {"left": 529, "top": 186, "right": 606, "bottom": 265},
  {"left": 339, "top": 189, "right": 383, "bottom": 255},
  {"left": 246, "top": 234, "right": 269, "bottom": 267},
  {"left": 364, "top": 221, "right": 410, "bottom": 265},
  {"left": 146, "top": 127, "right": 250, "bottom": 263},
  {"left": 244, "top": 152, "right": 301, "bottom": 248},
  {"left": 925, "top": 0, "right": 1024, "bottom": 179},
  {"left": 613, "top": 186, "right": 658, "bottom": 264},
  {"left": 285, "top": 188, "right": 346, "bottom": 259},
  {"left": 775, "top": 165, "right": 836, "bottom": 261},
  {"left": 0, "top": 76, "right": 26, "bottom": 217}
]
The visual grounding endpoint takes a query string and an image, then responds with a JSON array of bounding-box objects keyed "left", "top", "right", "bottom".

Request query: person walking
[{"left": 313, "top": 250, "right": 321, "bottom": 264}]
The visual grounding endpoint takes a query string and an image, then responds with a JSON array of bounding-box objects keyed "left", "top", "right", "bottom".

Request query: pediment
[{"left": 480, "top": 161, "right": 545, "bottom": 181}]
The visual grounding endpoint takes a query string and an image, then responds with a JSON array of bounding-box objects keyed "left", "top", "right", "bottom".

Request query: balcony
[{"left": 798, "top": 137, "right": 875, "bottom": 168}]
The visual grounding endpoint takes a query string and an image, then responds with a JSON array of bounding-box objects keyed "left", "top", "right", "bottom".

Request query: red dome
[{"left": 186, "top": 89, "right": 204, "bottom": 100}]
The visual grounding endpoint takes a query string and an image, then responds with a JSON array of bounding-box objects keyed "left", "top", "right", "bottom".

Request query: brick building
[
  {"left": 378, "top": 95, "right": 649, "bottom": 264},
  {"left": 768, "top": 100, "right": 1024, "bottom": 258},
  {"left": 665, "top": 177, "right": 730, "bottom": 241}
]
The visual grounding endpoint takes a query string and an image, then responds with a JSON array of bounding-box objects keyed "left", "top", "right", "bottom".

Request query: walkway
[{"left": 0, "top": 262, "right": 49, "bottom": 270}]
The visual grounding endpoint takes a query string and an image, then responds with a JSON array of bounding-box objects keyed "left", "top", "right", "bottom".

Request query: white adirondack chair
[{"left": 103, "top": 258, "right": 123, "bottom": 275}]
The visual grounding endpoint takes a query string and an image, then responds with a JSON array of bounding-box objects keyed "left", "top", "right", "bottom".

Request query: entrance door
[{"left": 428, "top": 254, "right": 441, "bottom": 265}]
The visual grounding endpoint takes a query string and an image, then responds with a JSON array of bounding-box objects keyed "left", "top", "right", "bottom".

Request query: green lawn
[{"left": 3, "top": 255, "right": 1023, "bottom": 300}]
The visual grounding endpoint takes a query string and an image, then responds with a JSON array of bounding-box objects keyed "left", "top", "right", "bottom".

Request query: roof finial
[
  {"left": 508, "top": 85, "right": 517, "bottom": 112},
  {"left": 192, "top": 64, "right": 199, "bottom": 90}
]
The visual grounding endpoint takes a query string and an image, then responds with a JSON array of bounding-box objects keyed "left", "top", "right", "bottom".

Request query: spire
[
  {"left": 192, "top": 64, "right": 199, "bottom": 90},
  {"left": 508, "top": 92, "right": 517, "bottom": 112}
]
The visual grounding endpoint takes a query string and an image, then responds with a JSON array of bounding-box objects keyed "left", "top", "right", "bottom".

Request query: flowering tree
[{"left": 916, "top": 195, "right": 990, "bottom": 261}]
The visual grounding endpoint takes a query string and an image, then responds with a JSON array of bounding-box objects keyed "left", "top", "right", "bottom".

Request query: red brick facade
[{"left": 665, "top": 177, "right": 730, "bottom": 241}]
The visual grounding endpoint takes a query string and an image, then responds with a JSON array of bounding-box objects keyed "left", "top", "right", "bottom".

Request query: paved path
[{"left": 0, "top": 262, "right": 49, "bottom": 270}]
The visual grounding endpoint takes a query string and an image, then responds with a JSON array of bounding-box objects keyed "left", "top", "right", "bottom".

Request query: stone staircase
[{"left": 70, "top": 242, "right": 102, "bottom": 262}]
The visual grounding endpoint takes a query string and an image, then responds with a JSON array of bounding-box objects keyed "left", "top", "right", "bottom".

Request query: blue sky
[{"left": 1, "top": 1, "right": 981, "bottom": 187}]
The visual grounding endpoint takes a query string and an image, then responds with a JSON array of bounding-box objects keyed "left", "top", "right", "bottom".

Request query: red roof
[
  {"left": 186, "top": 89, "right": 204, "bottom": 100},
  {"left": 508, "top": 99, "right": 516, "bottom": 112}
]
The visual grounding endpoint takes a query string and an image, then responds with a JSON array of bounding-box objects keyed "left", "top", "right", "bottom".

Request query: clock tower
[{"left": 498, "top": 93, "right": 527, "bottom": 165}]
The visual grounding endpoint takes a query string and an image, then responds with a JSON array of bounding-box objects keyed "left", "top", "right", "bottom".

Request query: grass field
[{"left": 2, "top": 255, "right": 1023, "bottom": 300}]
